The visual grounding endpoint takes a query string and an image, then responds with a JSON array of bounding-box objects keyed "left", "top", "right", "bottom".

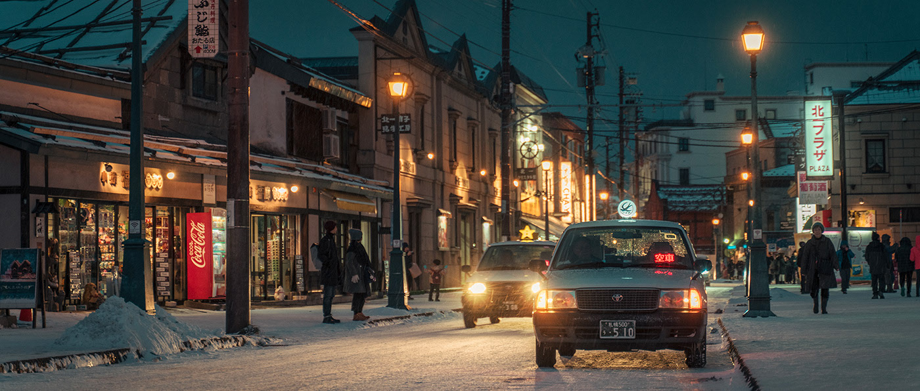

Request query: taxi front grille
[{"left": 576, "top": 289, "right": 659, "bottom": 310}]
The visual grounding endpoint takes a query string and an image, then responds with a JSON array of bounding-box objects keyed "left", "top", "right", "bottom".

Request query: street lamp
[
  {"left": 712, "top": 218, "right": 721, "bottom": 279},
  {"left": 741, "top": 21, "right": 774, "bottom": 317},
  {"left": 542, "top": 160, "right": 552, "bottom": 241},
  {"left": 599, "top": 191, "right": 609, "bottom": 220},
  {"left": 387, "top": 72, "right": 412, "bottom": 310}
]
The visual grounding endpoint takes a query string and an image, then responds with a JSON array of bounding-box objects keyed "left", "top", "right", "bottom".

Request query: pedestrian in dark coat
[
  {"left": 912, "top": 235, "right": 920, "bottom": 297},
  {"left": 344, "top": 229, "right": 372, "bottom": 321},
  {"left": 800, "top": 223, "right": 838, "bottom": 314},
  {"left": 319, "top": 221, "right": 341, "bottom": 324},
  {"left": 796, "top": 241, "right": 807, "bottom": 293},
  {"left": 837, "top": 240, "right": 854, "bottom": 294},
  {"left": 896, "top": 237, "right": 914, "bottom": 297},
  {"left": 865, "top": 232, "right": 887, "bottom": 299},
  {"left": 882, "top": 234, "right": 898, "bottom": 292},
  {"left": 768, "top": 253, "right": 780, "bottom": 284},
  {"left": 785, "top": 255, "right": 797, "bottom": 284}
]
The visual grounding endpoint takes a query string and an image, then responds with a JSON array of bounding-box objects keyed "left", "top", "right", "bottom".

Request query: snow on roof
[
  {"left": 763, "top": 164, "right": 795, "bottom": 177},
  {"left": 0, "top": 0, "right": 187, "bottom": 71},
  {"left": 656, "top": 185, "right": 724, "bottom": 212},
  {"left": 847, "top": 51, "right": 920, "bottom": 105}
]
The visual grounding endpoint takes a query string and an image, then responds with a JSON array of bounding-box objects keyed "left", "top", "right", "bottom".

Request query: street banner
[
  {"left": 797, "top": 172, "right": 827, "bottom": 206},
  {"left": 187, "top": 213, "right": 213, "bottom": 300},
  {"left": 805, "top": 99, "right": 834, "bottom": 180},
  {"left": 0, "top": 248, "right": 39, "bottom": 309},
  {"left": 188, "top": 0, "right": 219, "bottom": 58}
]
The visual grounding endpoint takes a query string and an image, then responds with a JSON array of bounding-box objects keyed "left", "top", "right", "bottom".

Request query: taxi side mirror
[
  {"left": 529, "top": 259, "right": 548, "bottom": 273},
  {"left": 695, "top": 257, "right": 712, "bottom": 274},
  {"left": 460, "top": 265, "right": 472, "bottom": 273}
]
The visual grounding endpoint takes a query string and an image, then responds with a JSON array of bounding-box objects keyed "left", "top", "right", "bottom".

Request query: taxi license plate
[
  {"left": 503, "top": 302, "right": 518, "bottom": 311},
  {"left": 599, "top": 320, "right": 636, "bottom": 339}
]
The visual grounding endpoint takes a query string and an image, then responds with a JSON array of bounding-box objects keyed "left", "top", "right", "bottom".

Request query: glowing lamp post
[
  {"left": 542, "top": 160, "right": 552, "bottom": 240},
  {"left": 599, "top": 191, "right": 609, "bottom": 220},
  {"left": 740, "top": 21, "right": 774, "bottom": 317},
  {"left": 387, "top": 72, "right": 411, "bottom": 310}
]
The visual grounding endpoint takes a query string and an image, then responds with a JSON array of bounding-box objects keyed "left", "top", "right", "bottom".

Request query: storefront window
[
  {"left": 79, "top": 203, "right": 98, "bottom": 294},
  {"left": 250, "top": 214, "right": 298, "bottom": 300},
  {"left": 98, "top": 205, "right": 116, "bottom": 296}
]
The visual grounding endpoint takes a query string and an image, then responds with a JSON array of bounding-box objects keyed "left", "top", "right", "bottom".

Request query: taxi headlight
[
  {"left": 535, "top": 290, "right": 577, "bottom": 310},
  {"left": 659, "top": 289, "right": 704, "bottom": 309},
  {"left": 531, "top": 282, "right": 541, "bottom": 293},
  {"left": 468, "top": 282, "right": 487, "bottom": 294}
]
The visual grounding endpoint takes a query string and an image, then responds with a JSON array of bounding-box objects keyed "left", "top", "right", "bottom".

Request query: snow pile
[{"left": 54, "top": 297, "right": 221, "bottom": 356}]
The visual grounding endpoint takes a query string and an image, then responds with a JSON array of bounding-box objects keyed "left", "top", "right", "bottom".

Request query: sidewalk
[
  {"left": 0, "top": 291, "right": 462, "bottom": 368},
  {"left": 719, "top": 282, "right": 919, "bottom": 390}
]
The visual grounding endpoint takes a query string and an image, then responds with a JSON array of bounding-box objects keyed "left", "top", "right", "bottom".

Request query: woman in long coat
[
  {"left": 344, "top": 229, "right": 372, "bottom": 321},
  {"left": 800, "top": 223, "right": 838, "bottom": 314}
]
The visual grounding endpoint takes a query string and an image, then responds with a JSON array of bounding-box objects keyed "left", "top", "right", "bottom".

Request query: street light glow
[
  {"left": 541, "top": 160, "right": 552, "bottom": 171},
  {"left": 387, "top": 72, "right": 411, "bottom": 99},
  {"left": 427, "top": 152, "right": 434, "bottom": 160},
  {"left": 712, "top": 218, "right": 720, "bottom": 225},
  {"left": 741, "top": 21, "right": 764, "bottom": 54},
  {"left": 741, "top": 127, "right": 754, "bottom": 145},
  {"left": 748, "top": 199, "right": 755, "bottom": 207},
  {"left": 741, "top": 172, "right": 751, "bottom": 181},
  {"left": 599, "top": 191, "right": 609, "bottom": 201}
]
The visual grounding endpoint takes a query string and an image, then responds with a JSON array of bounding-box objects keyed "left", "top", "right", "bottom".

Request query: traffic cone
[{"left": 18, "top": 308, "right": 32, "bottom": 322}]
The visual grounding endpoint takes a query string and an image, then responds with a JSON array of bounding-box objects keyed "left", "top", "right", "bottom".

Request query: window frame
[
  {"left": 677, "top": 137, "right": 690, "bottom": 152},
  {"left": 679, "top": 168, "right": 690, "bottom": 185},
  {"left": 735, "top": 109, "right": 746, "bottom": 121},
  {"left": 864, "top": 138, "right": 887, "bottom": 174},
  {"left": 703, "top": 99, "right": 715, "bottom": 111},
  {"left": 191, "top": 63, "right": 219, "bottom": 101}
]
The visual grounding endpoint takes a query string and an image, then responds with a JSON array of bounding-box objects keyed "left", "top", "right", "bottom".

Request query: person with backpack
[
  {"left": 895, "top": 237, "right": 914, "bottom": 297},
  {"left": 344, "top": 229, "right": 372, "bottom": 321},
  {"left": 318, "top": 221, "right": 341, "bottom": 324},
  {"left": 428, "top": 259, "right": 444, "bottom": 301}
]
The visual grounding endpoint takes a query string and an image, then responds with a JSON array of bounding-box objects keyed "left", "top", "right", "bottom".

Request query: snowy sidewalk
[
  {"left": 0, "top": 292, "right": 461, "bottom": 365},
  {"left": 719, "top": 283, "right": 920, "bottom": 390}
]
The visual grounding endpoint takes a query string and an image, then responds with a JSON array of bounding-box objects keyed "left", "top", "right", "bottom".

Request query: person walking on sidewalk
[
  {"left": 319, "top": 221, "right": 342, "bottom": 324},
  {"left": 882, "top": 234, "right": 898, "bottom": 293},
  {"left": 344, "top": 229, "right": 372, "bottom": 321},
  {"left": 800, "top": 222, "right": 838, "bottom": 314},
  {"left": 428, "top": 259, "right": 443, "bottom": 301},
  {"left": 866, "top": 232, "right": 887, "bottom": 299},
  {"left": 912, "top": 235, "right": 920, "bottom": 297},
  {"left": 796, "top": 241, "right": 807, "bottom": 294},
  {"left": 403, "top": 242, "right": 418, "bottom": 300},
  {"left": 837, "top": 240, "right": 854, "bottom": 294},
  {"left": 896, "top": 237, "right": 914, "bottom": 297}
]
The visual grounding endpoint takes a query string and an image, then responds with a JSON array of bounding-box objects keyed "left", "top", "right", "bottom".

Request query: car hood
[
  {"left": 468, "top": 270, "right": 544, "bottom": 284},
  {"left": 544, "top": 267, "right": 698, "bottom": 290}
]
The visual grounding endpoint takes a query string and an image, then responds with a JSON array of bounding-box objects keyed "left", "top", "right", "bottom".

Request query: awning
[
  {"left": 324, "top": 190, "right": 377, "bottom": 214},
  {"left": 438, "top": 208, "right": 452, "bottom": 217},
  {"left": 727, "top": 239, "right": 746, "bottom": 249}
]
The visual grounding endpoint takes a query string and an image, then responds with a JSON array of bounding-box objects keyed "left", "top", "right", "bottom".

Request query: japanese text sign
[
  {"left": 805, "top": 100, "right": 833, "bottom": 179},
  {"left": 381, "top": 114, "right": 411, "bottom": 134},
  {"left": 797, "top": 172, "right": 828, "bottom": 206},
  {"left": 188, "top": 0, "right": 219, "bottom": 58}
]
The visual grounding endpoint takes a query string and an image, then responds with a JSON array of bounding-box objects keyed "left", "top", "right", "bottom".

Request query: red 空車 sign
[{"left": 186, "top": 212, "right": 213, "bottom": 300}]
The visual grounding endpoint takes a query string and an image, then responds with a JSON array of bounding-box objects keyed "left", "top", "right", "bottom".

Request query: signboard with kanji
[
  {"left": 797, "top": 172, "right": 828, "bottom": 206},
  {"left": 188, "top": 0, "right": 219, "bottom": 58},
  {"left": 518, "top": 167, "right": 537, "bottom": 181},
  {"left": 805, "top": 100, "right": 833, "bottom": 180},
  {"left": 381, "top": 114, "right": 411, "bottom": 134}
]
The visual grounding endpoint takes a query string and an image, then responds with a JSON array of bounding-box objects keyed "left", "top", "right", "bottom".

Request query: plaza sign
[{"left": 805, "top": 100, "right": 833, "bottom": 180}]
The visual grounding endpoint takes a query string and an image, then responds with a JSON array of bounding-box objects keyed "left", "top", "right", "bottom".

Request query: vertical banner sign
[
  {"left": 188, "top": 0, "right": 219, "bottom": 58},
  {"left": 796, "top": 198, "right": 817, "bottom": 233},
  {"left": 797, "top": 172, "right": 828, "bottom": 205},
  {"left": 560, "top": 162, "right": 572, "bottom": 223},
  {"left": 805, "top": 100, "right": 833, "bottom": 179},
  {"left": 0, "top": 248, "right": 39, "bottom": 309},
  {"left": 186, "top": 213, "right": 213, "bottom": 299}
]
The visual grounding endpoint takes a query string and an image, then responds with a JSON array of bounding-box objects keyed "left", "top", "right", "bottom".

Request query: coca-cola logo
[{"left": 189, "top": 221, "right": 207, "bottom": 268}]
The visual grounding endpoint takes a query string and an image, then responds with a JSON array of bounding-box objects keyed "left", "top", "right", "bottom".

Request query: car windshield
[
  {"left": 552, "top": 226, "right": 693, "bottom": 270},
  {"left": 477, "top": 244, "right": 555, "bottom": 271}
]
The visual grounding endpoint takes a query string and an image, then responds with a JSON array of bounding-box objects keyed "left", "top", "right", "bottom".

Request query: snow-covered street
[{"left": 1, "top": 286, "right": 745, "bottom": 390}]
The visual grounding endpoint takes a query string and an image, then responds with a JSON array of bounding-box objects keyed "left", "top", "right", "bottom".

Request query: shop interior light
[
  {"left": 427, "top": 152, "right": 434, "bottom": 160},
  {"left": 166, "top": 172, "right": 175, "bottom": 180},
  {"left": 513, "top": 179, "right": 520, "bottom": 187},
  {"left": 479, "top": 169, "right": 487, "bottom": 176},
  {"left": 748, "top": 200, "right": 755, "bottom": 207},
  {"left": 291, "top": 185, "right": 299, "bottom": 193}
]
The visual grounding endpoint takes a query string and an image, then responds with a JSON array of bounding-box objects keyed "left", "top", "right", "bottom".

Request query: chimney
[{"left": 716, "top": 74, "right": 725, "bottom": 92}]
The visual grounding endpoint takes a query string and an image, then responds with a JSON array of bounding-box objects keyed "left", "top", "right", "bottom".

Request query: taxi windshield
[
  {"left": 552, "top": 226, "right": 693, "bottom": 270},
  {"left": 478, "top": 244, "right": 555, "bottom": 271}
]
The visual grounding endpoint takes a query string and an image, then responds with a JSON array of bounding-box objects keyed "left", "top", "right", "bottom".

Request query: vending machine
[{"left": 186, "top": 208, "right": 227, "bottom": 300}]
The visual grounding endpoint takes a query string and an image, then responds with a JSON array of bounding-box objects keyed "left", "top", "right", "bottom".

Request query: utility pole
[
  {"left": 584, "top": 12, "right": 598, "bottom": 220},
  {"left": 226, "top": 0, "right": 251, "bottom": 334},
  {"left": 122, "top": 0, "right": 152, "bottom": 313},
  {"left": 618, "top": 66, "right": 625, "bottom": 202},
  {"left": 500, "top": 0, "right": 512, "bottom": 240},
  {"left": 834, "top": 91, "right": 849, "bottom": 238},
  {"left": 604, "top": 135, "right": 610, "bottom": 219}
]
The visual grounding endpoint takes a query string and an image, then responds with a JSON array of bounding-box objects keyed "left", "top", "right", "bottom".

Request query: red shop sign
[{"left": 186, "top": 212, "right": 213, "bottom": 300}]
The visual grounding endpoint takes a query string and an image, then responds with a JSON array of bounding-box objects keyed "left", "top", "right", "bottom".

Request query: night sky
[{"left": 252, "top": 0, "right": 918, "bottom": 123}]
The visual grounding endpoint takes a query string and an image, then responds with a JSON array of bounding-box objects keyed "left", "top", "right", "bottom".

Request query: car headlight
[
  {"left": 659, "top": 289, "right": 703, "bottom": 309},
  {"left": 535, "top": 290, "right": 577, "bottom": 310},
  {"left": 468, "top": 282, "right": 487, "bottom": 294},
  {"left": 531, "top": 282, "right": 541, "bottom": 293}
]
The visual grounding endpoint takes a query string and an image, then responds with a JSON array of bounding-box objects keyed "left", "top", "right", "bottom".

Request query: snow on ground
[
  {"left": 720, "top": 282, "right": 920, "bottom": 391},
  {"left": 54, "top": 297, "right": 221, "bottom": 357}
]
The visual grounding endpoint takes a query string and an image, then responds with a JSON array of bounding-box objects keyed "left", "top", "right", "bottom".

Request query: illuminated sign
[
  {"left": 560, "top": 162, "right": 572, "bottom": 223},
  {"left": 654, "top": 253, "right": 675, "bottom": 263},
  {"left": 519, "top": 225, "right": 536, "bottom": 241},
  {"left": 618, "top": 200, "right": 637, "bottom": 219},
  {"left": 805, "top": 100, "right": 833, "bottom": 179}
]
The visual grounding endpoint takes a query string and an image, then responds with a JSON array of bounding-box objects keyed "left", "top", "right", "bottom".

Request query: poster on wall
[
  {"left": 796, "top": 199, "right": 816, "bottom": 233},
  {"left": 848, "top": 210, "right": 876, "bottom": 228},
  {"left": 0, "top": 248, "right": 39, "bottom": 309},
  {"left": 438, "top": 215, "right": 449, "bottom": 251},
  {"left": 187, "top": 212, "right": 213, "bottom": 300},
  {"left": 795, "top": 229, "right": 873, "bottom": 281}
]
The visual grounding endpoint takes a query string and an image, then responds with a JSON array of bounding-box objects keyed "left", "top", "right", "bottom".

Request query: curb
[
  {"left": 0, "top": 335, "right": 260, "bottom": 374},
  {"left": 365, "top": 308, "right": 460, "bottom": 325},
  {"left": 717, "top": 318, "right": 761, "bottom": 391}
]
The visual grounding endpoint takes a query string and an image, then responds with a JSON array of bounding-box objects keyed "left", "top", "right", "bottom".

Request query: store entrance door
[{"left": 250, "top": 214, "right": 287, "bottom": 300}]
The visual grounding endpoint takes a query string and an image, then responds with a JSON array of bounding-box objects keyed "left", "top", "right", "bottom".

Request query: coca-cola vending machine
[{"left": 186, "top": 209, "right": 227, "bottom": 300}]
